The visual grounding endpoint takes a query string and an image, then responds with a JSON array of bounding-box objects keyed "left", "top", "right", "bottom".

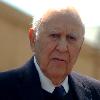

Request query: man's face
[{"left": 33, "top": 10, "right": 84, "bottom": 84}]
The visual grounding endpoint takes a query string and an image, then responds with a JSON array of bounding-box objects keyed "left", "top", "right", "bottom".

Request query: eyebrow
[{"left": 70, "top": 32, "right": 79, "bottom": 37}]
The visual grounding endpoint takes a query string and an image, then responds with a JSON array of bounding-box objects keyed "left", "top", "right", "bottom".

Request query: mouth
[{"left": 52, "top": 58, "right": 66, "bottom": 62}]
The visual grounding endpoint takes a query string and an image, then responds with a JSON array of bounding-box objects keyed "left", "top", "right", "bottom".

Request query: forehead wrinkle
[
  {"left": 37, "top": 9, "right": 84, "bottom": 35},
  {"left": 40, "top": 20, "right": 83, "bottom": 37}
]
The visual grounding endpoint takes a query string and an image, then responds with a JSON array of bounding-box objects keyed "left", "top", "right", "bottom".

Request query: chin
[
  {"left": 48, "top": 72, "right": 67, "bottom": 85},
  {"left": 49, "top": 71, "right": 66, "bottom": 79}
]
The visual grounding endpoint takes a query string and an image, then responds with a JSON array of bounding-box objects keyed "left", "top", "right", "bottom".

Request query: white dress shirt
[{"left": 34, "top": 56, "right": 69, "bottom": 93}]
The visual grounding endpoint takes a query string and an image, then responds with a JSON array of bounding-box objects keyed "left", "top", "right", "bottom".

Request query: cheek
[
  {"left": 41, "top": 39, "right": 57, "bottom": 56},
  {"left": 69, "top": 46, "right": 81, "bottom": 65},
  {"left": 35, "top": 39, "right": 57, "bottom": 66}
]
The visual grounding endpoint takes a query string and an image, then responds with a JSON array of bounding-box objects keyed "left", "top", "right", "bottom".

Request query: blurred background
[{"left": 0, "top": 0, "right": 100, "bottom": 80}]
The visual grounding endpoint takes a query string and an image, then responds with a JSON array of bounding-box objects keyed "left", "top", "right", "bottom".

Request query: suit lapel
[
  {"left": 69, "top": 72, "right": 92, "bottom": 100},
  {"left": 19, "top": 57, "right": 93, "bottom": 100},
  {"left": 19, "top": 56, "right": 43, "bottom": 100}
]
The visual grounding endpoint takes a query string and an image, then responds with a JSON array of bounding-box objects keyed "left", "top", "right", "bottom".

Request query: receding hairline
[{"left": 32, "top": 6, "right": 85, "bottom": 35}]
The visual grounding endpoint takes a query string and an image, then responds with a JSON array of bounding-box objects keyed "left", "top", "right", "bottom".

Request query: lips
[{"left": 52, "top": 57, "right": 65, "bottom": 62}]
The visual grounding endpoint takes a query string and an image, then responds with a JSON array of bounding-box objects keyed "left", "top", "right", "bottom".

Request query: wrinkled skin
[{"left": 29, "top": 9, "right": 84, "bottom": 86}]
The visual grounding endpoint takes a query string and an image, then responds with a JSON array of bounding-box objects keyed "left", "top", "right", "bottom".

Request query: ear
[{"left": 28, "top": 28, "right": 36, "bottom": 52}]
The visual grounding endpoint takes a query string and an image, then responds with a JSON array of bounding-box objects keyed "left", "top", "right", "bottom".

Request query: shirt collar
[{"left": 34, "top": 56, "right": 69, "bottom": 93}]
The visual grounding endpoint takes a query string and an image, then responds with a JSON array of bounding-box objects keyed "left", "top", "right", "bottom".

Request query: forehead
[{"left": 39, "top": 9, "right": 84, "bottom": 34}]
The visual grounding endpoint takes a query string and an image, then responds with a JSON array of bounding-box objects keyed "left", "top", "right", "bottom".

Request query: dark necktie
[{"left": 53, "top": 85, "right": 66, "bottom": 97}]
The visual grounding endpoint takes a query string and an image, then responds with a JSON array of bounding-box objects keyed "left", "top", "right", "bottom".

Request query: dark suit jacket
[{"left": 0, "top": 56, "right": 100, "bottom": 100}]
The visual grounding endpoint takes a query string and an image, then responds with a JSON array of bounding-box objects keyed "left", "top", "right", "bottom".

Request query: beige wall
[
  {"left": 0, "top": 2, "right": 32, "bottom": 70},
  {"left": 0, "top": 2, "right": 100, "bottom": 80},
  {"left": 74, "top": 44, "right": 100, "bottom": 80}
]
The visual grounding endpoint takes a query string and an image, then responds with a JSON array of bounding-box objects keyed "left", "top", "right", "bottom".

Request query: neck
[{"left": 50, "top": 76, "right": 66, "bottom": 86}]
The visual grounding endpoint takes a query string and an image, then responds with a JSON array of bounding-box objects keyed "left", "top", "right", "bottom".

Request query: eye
[
  {"left": 67, "top": 35, "right": 77, "bottom": 41},
  {"left": 69, "top": 36, "right": 76, "bottom": 40},
  {"left": 50, "top": 33, "right": 60, "bottom": 39}
]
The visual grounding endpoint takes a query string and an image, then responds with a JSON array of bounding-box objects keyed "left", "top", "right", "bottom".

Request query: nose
[{"left": 56, "top": 38, "right": 68, "bottom": 53}]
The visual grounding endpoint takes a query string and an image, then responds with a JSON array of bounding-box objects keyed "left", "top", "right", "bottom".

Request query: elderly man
[{"left": 0, "top": 6, "right": 100, "bottom": 100}]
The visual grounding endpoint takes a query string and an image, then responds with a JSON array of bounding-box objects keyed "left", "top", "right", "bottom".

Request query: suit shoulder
[
  {"left": 71, "top": 72, "right": 100, "bottom": 90},
  {"left": 0, "top": 66, "right": 25, "bottom": 83}
]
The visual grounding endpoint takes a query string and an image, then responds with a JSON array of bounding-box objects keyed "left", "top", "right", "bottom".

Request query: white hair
[{"left": 31, "top": 1, "right": 84, "bottom": 35}]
